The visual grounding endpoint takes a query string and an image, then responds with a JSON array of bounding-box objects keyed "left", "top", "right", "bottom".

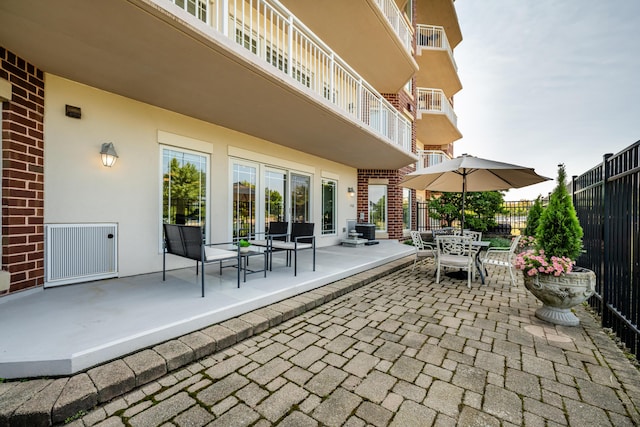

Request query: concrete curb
[{"left": 0, "top": 257, "right": 413, "bottom": 426}]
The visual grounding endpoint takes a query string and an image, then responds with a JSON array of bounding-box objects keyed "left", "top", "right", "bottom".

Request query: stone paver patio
[{"left": 2, "top": 257, "right": 639, "bottom": 426}]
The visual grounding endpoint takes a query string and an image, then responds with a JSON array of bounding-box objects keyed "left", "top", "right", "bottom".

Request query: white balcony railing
[
  {"left": 416, "top": 150, "right": 450, "bottom": 170},
  {"left": 417, "top": 88, "right": 458, "bottom": 127},
  {"left": 166, "top": 0, "right": 412, "bottom": 154},
  {"left": 416, "top": 24, "right": 457, "bottom": 71},
  {"left": 372, "top": 0, "right": 413, "bottom": 53}
]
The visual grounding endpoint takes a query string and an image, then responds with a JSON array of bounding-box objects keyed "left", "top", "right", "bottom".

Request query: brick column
[
  {"left": 357, "top": 170, "right": 406, "bottom": 240},
  {"left": 0, "top": 47, "right": 45, "bottom": 294}
]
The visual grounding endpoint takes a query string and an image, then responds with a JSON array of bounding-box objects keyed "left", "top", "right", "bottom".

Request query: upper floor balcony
[
  {"left": 416, "top": 87, "right": 462, "bottom": 147},
  {"left": 416, "top": 149, "right": 451, "bottom": 170},
  {"left": 416, "top": 0, "right": 462, "bottom": 49},
  {"left": 279, "top": 0, "right": 418, "bottom": 94},
  {"left": 415, "top": 24, "right": 462, "bottom": 99},
  {"left": 0, "top": 0, "right": 416, "bottom": 170}
]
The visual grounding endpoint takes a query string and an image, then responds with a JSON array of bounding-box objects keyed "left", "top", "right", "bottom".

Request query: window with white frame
[
  {"left": 266, "top": 46, "right": 288, "bottom": 72},
  {"left": 235, "top": 27, "right": 258, "bottom": 55},
  {"left": 170, "top": 0, "right": 207, "bottom": 23},
  {"left": 403, "top": 188, "right": 411, "bottom": 231},
  {"left": 161, "top": 147, "right": 209, "bottom": 231},
  {"left": 321, "top": 179, "right": 336, "bottom": 235},
  {"left": 292, "top": 63, "right": 312, "bottom": 88}
]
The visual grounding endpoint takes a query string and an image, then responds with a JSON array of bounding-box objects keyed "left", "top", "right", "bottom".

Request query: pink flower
[{"left": 515, "top": 245, "right": 575, "bottom": 278}]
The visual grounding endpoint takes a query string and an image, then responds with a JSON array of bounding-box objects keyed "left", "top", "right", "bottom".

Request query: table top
[
  {"left": 240, "top": 250, "right": 265, "bottom": 256},
  {"left": 472, "top": 241, "right": 491, "bottom": 248}
]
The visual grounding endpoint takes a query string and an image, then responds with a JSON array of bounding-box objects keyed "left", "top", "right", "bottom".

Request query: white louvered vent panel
[{"left": 45, "top": 223, "right": 118, "bottom": 287}]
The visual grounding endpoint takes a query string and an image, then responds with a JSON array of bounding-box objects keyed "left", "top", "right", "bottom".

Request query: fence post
[{"left": 602, "top": 152, "right": 613, "bottom": 328}]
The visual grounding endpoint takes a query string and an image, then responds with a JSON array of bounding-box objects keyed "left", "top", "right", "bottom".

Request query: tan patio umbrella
[{"left": 400, "top": 154, "right": 551, "bottom": 229}]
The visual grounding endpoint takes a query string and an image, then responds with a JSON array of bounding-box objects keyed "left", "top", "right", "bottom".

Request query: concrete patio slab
[{"left": 0, "top": 241, "right": 413, "bottom": 379}]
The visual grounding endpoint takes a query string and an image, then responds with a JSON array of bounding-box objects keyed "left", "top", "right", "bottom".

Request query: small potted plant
[
  {"left": 238, "top": 239, "right": 251, "bottom": 253},
  {"left": 515, "top": 164, "right": 595, "bottom": 326}
]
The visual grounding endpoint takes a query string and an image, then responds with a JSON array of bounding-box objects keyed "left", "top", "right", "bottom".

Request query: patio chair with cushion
[
  {"left": 481, "top": 235, "right": 522, "bottom": 286},
  {"left": 248, "top": 221, "right": 287, "bottom": 269},
  {"left": 249, "top": 222, "right": 315, "bottom": 276},
  {"left": 163, "top": 224, "right": 240, "bottom": 296},
  {"left": 456, "top": 229, "right": 483, "bottom": 259},
  {"left": 435, "top": 235, "right": 475, "bottom": 289},
  {"left": 461, "top": 230, "right": 482, "bottom": 241},
  {"left": 409, "top": 230, "right": 436, "bottom": 272},
  {"left": 433, "top": 227, "right": 456, "bottom": 239},
  {"left": 266, "top": 221, "right": 289, "bottom": 241},
  {"left": 279, "top": 222, "right": 316, "bottom": 276},
  {"left": 248, "top": 222, "right": 287, "bottom": 254}
]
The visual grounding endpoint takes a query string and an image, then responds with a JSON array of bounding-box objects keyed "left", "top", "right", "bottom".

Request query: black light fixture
[
  {"left": 347, "top": 187, "right": 356, "bottom": 197},
  {"left": 100, "top": 142, "right": 118, "bottom": 167},
  {"left": 65, "top": 104, "right": 82, "bottom": 119}
]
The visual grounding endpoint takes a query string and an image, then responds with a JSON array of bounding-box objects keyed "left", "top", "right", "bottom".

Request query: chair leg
[
  {"left": 237, "top": 256, "right": 241, "bottom": 289},
  {"left": 294, "top": 249, "right": 297, "bottom": 276},
  {"left": 201, "top": 259, "right": 205, "bottom": 298},
  {"left": 508, "top": 265, "right": 516, "bottom": 286}
]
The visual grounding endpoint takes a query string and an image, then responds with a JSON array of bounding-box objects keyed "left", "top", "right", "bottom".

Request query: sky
[{"left": 451, "top": 0, "right": 640, "bottom": 200}]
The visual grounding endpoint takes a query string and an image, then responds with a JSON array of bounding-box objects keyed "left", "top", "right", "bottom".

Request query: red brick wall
[
  {"left": 0, "top": 47, "right": 45, "bottom": 294},
  {"left": 357, "top": 169, "right": 407, "bottom": 240}
]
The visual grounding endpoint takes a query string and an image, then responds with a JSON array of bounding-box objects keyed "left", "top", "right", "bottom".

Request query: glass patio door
[
  {"left": 369, "top": 184, "right": 387, "bottom": 232},
  {"left": 231, "top": 161, "right": 311, "bottom": 237},
  {"left": 232, "top": 163, "right": 257, "bottom": 238},
  {"left": 263, "top": 168, "right": 287, "bottom": 230},
  {"left": 290, "top": 173, "right": 310, "bottom": 224}
]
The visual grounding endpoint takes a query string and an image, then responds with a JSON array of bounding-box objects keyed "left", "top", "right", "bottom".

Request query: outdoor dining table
[
  {"left": 444, "top": 239, "right": 491, "bottom": 285},
  {"left": 472, "top": 241, "right": 491, "bottom": 284}
]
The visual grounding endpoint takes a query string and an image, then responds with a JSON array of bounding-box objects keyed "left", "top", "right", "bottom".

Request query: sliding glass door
[
  {"left": 232, "top": 163, "right": 257, "bottom": 238},
  {"left": 290, "top": 173, "right": 310, "bottom": 224},
  {"left": 231, "top": 161, "right": 312, "bottom": 236},
  {"left": 264, "top": 168, "right": 287, "bottom": 230}
]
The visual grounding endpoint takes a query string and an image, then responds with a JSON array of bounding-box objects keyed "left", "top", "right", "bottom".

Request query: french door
[
  {"left": 290, "top": 173, "right": 310, "bottom": 224},
  {"left": 264, "top": 168, "right": 287, "bottom": 226},
  {"left": 232, "top": 161, "right": 311, "bottom": 238}
]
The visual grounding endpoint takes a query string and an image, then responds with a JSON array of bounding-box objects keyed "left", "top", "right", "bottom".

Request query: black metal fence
[
  {"left": 416, "top": 199, "right": 546, "bottom": 235},
  {"left": 574, "top": 140, "right": 640, "bottom": 359}
]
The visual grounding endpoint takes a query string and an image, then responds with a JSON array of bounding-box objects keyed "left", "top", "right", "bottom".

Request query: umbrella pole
[{"left": 461, "top": 172, "right": 466, "bottom": 230}]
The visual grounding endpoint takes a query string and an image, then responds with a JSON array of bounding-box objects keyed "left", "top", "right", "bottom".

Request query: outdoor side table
[{"left": 239, "top": 250, "right": 268, "bottom": 283}]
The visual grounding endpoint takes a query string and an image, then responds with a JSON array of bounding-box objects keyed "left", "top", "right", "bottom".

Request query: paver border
[{"left": 0, "top": 257, "right": 413, "bottom": 426}]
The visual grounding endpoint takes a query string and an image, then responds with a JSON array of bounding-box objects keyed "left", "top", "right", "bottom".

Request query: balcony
[
  {"left": 415, "top": 24, "right": 462, "bottom": 98},
  {"left": 416, "top": 0, "right": 462, "bottom": 48},
  {"left": 279, "top": 0, "right": 418, "bottom": 94},
  {"left": 416, "top": 88, "right": 462, "bottom": 147},
  {"left": 0, "top": 0, "right": 416, "bottom": 170},
  {"left": 416, "top": 149, "right": 451, "bottom": 170}
]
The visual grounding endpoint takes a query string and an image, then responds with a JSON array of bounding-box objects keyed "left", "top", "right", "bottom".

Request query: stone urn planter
[{"left": 523, "top": 267, "right": 596, "bottom": 326}]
